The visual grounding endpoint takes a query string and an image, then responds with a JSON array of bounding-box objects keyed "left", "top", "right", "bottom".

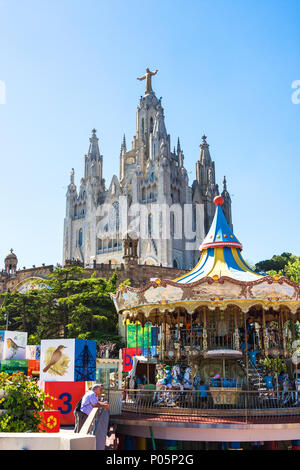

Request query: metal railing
[
  {"left": 79, "top": 406, "right": 110, "bottom": 450},
  {"left": 120, "top": 389, "right": 300, "bottom": 418},
  {"left": 166, "top": 327, "right": 287, "bottom": 353},
  {"left": 167, "top": 328, "right": 237, "bottom": 351}
]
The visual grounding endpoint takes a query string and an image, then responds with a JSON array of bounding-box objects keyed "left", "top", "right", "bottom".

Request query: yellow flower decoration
[{"left": 47, "top": 416, "right": 57, "bottom": 430}]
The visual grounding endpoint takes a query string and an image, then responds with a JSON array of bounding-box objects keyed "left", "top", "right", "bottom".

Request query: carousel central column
[
  {"left": 244, "top": 312, "right": 249, "bottom": 386},
  {"left": 203, "top": 307, "right": 208, "bottom": 356},
  {"left": 234, "top": 309, "right": 240, "bottom": 350},
  {"left": 262, "top": 308, "right": 269, "bottom": 356},
  {"left": 161, "top": 309, "right": 168, "bottom": 362},
  {"left": 283, "top": 310, "right": 289, "bottom": 358}
]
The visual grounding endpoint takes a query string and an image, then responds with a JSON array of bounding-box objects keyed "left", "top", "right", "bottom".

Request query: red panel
[
  {"left": 28, "top": 360, "right": 40, "bottom": 377},
  {"left": 122, "top": 347, "right": 141, "bottom": 372},
  {"left": 39, "top": 410, "right": 60, "bottom": 433},
  {"left": 40, "top": 381, "right": 86, "bottom": 425}
]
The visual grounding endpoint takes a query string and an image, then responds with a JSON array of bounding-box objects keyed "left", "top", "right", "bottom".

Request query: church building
[{"left": 63, "top": 69, "right": 232, "bottom": 270}]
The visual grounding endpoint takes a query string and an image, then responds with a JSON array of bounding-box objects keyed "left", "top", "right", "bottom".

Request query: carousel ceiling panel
[{"left": 112, "top": 276, "right": 300, "bottom": 314}]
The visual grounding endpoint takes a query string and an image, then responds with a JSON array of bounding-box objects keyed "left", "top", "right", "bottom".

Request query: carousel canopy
[
  {"left": 174, "top": 196, "right": 264, "bottom": 284},
  {"left": 111, "top": 196, "right": 300, "bottom": 320}
]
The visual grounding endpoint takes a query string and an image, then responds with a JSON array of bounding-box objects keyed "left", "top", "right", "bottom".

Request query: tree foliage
[
  {"left": 0, "top": 267, "right": 129, "bottom": 348},
  {"left": 255, "top": 252, "right": 300, "bottom": 282}
]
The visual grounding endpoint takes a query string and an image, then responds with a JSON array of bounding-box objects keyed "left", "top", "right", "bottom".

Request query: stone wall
[{"left": 0, "top": 261, "right": 187, "bottom": 293}]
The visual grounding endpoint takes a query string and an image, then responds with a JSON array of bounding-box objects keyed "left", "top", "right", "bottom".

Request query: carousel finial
[{"left": 214, "top": 195, "right": 224, "bottom": 206}]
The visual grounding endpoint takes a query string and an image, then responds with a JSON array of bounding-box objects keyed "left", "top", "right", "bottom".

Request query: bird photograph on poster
[
  {"left": 2, "top": 331, "right": 27, "bottom": 360},
  {"left": 41, "top": 339, "right": 75, "bottom": 381}
]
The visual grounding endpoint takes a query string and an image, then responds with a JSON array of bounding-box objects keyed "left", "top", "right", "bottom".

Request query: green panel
[
  {"left": 1, "top": 360, "right": 29, "bottom": 375},
  {"left": 127, "top": 323, "right": 152, "bottom": 348}
]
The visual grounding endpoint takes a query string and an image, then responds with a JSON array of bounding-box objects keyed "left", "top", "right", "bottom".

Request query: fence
[{"left": 121, "top": 388, "right": 300, "bottom": 418}]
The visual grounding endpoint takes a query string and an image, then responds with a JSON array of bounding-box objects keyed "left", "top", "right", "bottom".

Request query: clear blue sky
[{"left": 0, "top": 0, "right": 299, "bottom": 269}]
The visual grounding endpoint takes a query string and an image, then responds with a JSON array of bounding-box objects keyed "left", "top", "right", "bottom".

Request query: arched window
[
  {"left": 148, "top": 213, "right": 152, "bottom": 237},
  {"left": 78, "top": 228, "right": 83, "bottom": 247},
  {"left": 142, "top": 187, "right": 146, "bottom": 201},
  {"left": 170, "top": 213, "right": 175, "bottom": 237},
  {"left": 173, "top": 259, "right": 178, "bottom": 268},
  {"left": 141, "top": 118, "right": 145, "bottom": 134},
  {"left": 150, "top": 117, "right": 154, "bottom": 133}
]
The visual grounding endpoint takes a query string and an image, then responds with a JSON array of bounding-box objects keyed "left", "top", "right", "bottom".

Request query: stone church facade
[{"left": 62, "top": 71, "right": 232, "bottom": 270}]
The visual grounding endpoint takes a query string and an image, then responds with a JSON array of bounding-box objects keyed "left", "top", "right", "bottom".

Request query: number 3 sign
[{"left": 40, "top": 381, "right": 86, "bottom": 425}]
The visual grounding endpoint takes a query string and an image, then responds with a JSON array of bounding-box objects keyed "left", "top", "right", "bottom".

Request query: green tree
[
  {"left": 255, "top": 252, "right": 300, "bottom": 283},
  {"left": 0, "top": 290, "right": 41, "bottom": 341},
  {"left": 255, "top": 252, "right": 297, "bottom": 274},
  {"left": 0, "top": 267, "right": 129, "bottom": 347},
  {"left": 284, "top": 258, "right": 300, "bottom": 283}
]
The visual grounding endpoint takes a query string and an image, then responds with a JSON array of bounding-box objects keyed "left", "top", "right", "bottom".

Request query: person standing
[
  {"left": 248, "top": 348, "right": 259, "bottom": 368},
  {"left": 74, "top": 383, "right": 107, "bottom": 433},
  {"left": 263, "top": 372, "right": 274, "bottom": 391}
]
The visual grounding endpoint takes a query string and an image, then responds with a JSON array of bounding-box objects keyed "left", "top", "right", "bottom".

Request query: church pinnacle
[
  {"left": 121, "top": 134, "right": 126, "bottom": 151},
  {"left": 88, "top": 129, "right": 100, "bottom": 159}
]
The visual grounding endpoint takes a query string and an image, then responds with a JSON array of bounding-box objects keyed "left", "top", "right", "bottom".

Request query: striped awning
[{"left": 175, "top": 196, "right": 264, "bottom": 284}]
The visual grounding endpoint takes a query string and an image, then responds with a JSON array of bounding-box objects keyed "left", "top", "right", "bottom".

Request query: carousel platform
[
  {"left": 110, "top": 410, "right": 300, "bottom": 444},
  {"left": 110, "top": 410, "right": 300, "bottom": 426}
]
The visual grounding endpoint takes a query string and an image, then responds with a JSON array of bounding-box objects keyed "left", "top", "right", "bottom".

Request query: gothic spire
[
  {"left": 221, "top": 175, "right": 231, "bottom": 199},
  {"left": 153, "top": 105, "right": 167, "bottom": 141},
  {"left": 88, "top": 129, "right": 100, "bottom": 160},
  {"left": 223, "top": 175, "right": 227, "bottom": 191},
  {"left": 121, "top": 134, "right": 126, "bottom": 151},
  {"left": 177, "top": 137, "right": 181, "bottom": 155},
  {"left": 199, "top": 134, "right": 212, "bottom": 165}
]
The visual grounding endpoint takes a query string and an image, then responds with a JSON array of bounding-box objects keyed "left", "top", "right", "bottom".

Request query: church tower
[
  {"left": 63, "top": 129, "right": 106, "bottom": 265},
  {"left": 192, "top": 135, "right": 232, "bottom": 235}
]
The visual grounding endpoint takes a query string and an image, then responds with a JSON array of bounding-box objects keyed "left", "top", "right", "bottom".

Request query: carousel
[{"left": 112, "top": 196, "right": 300, "bottom": 408}]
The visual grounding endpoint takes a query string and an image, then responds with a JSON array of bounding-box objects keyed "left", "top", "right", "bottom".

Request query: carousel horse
[
  {"left": 165, "top": 366, "right": 174, "bottom": 387},
  {"left": 153, "top": 365, "right": 166, "bottom": 403},
  {"left": 182, "top": 367, "right": 194, "bottom": 407},
  {"left": 171, "top": 365, "right": 183, "bottom": 389},
  {"left": 154, "top": 365, "right": 173, "bottom": 405},
  {"left": 193, "top": 375, "right": 201, "bottom": 390},
  {"left": 183, "top": 367, "right": 193, "bottom": 390}
]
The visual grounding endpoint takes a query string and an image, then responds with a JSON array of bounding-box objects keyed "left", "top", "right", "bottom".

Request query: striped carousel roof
[{"left": 175, "top": 196, "right": 264, "bottom": 284}]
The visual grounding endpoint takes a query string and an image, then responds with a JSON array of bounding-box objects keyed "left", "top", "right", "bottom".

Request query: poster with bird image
[
  {"left": 2, "top": 331, "right": 28, "bottom": 360},
  {"left": 40, "top": 339, "right": 75, "bottom": 382}
]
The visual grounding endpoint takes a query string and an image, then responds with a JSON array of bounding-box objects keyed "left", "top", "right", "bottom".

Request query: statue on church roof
[{"left": 137, "top": 68, "right": 158, "bottom": 94}]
